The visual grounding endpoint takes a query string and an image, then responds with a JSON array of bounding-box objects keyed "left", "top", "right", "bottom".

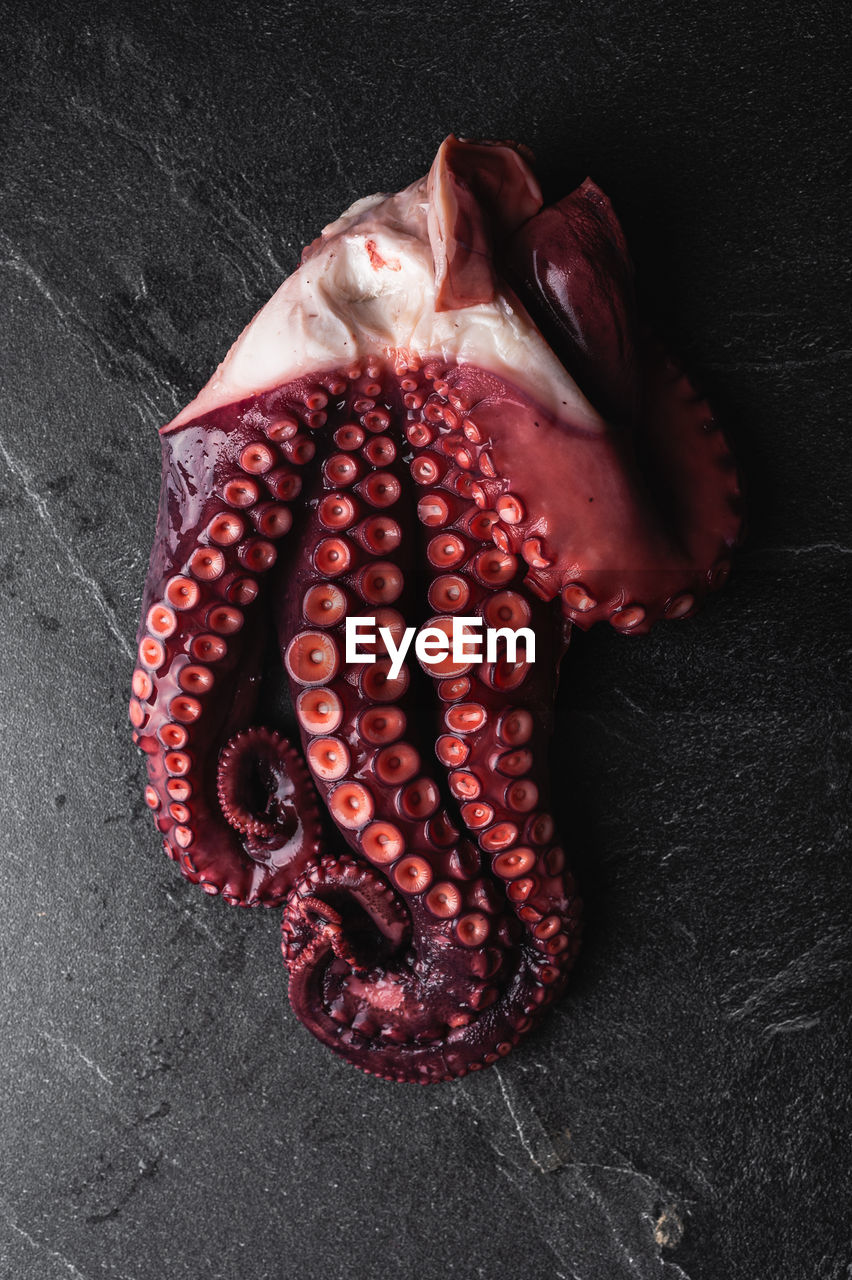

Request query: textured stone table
[{"left": 1, "top": 3, "right": 849, "bottom": 1278}]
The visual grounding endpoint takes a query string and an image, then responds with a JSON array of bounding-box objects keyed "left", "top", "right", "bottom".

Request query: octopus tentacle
[
  {"left": 265, "top": 358, "right": 582, "bottom": 1081},
  {"left": 216, "top": 726, "right": 317, "bottom": 846},
  {"left": 131, "top": 382, "right": 329, "bottom": 904},
  {"left": 281, "top": 849, "right": 575, "bottom": 1084}
]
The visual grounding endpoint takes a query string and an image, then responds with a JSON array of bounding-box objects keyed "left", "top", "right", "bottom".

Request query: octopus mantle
[{"left": 130, "top": 137, "right": 742, "bottom": 1083}]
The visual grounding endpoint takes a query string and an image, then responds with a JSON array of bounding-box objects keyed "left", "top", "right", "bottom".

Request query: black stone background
[{"left": 0, "top": 1, "right": 849, "bottom": 1277}]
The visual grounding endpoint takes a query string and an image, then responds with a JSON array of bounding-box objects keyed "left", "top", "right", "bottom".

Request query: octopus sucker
[{"left": 132, "top": 134, "right": 742, "bottom": 1081}]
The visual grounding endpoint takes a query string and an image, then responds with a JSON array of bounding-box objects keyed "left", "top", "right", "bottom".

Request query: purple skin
[{"left": 131, "top": 137, "right": 743, "bottom": 1083}]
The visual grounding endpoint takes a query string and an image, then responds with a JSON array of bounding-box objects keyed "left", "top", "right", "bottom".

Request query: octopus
[{"left": 130, "top": 136, "right": 742, "bottom": 1083}]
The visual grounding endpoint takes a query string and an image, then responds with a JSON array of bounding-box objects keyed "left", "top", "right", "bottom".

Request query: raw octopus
[{"left": 130, "top": 136, "right": 742, "bottom": 1083}]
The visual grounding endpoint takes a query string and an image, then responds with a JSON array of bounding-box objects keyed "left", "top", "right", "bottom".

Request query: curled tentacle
[
  {"left": 283, "top": 858, "right": 410, "bottom": 975},
  {"left": 281, "top": 851, "right": 580, "bottom": 1084},
  {"left": 217, "top": 726, "right": 321, "bottom": 866}
]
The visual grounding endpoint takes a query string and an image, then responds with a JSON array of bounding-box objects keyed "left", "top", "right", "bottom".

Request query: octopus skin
[{"left": 131, "top": 136, "right": 743, "bottom": 1083}]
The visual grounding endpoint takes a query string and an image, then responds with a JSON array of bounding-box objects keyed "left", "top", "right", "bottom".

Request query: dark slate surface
[{"left": 0, "top": 3, "right": 849, "bottom": 1278}]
